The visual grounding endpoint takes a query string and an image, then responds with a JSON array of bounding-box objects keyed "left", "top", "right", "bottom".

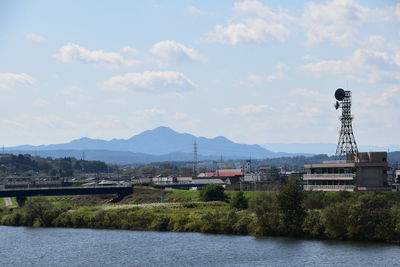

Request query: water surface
[{"left": 0, "top": 226, "right": 398, "bottom": 266}]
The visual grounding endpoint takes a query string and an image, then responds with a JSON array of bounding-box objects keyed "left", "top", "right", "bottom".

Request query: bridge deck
[{"left": 0, "top": 186, "right": 133, "bottom": 198}]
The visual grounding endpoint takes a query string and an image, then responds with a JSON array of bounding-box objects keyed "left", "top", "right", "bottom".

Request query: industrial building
[{"left": 303, "top": 152, "right": 388, "bottom": 191}]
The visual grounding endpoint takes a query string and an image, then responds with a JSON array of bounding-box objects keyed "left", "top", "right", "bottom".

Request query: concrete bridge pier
[
  {"left": 16, "top": 196, "right": 27, "bottom": 207},
  {"left": 110, "top": 192, "right": 130, "bottom": 203}
]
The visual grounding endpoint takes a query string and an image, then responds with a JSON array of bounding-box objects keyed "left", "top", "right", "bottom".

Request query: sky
[{"left": 0, "top": 0, "right": 399, "bottom": 147}]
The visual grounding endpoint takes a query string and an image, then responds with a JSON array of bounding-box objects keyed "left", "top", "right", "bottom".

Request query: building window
[{"left": 383, "top": 157, "right": 387, "bottom": 162}]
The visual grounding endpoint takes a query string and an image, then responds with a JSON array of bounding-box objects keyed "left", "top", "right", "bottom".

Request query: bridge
[{"left": 0, "top": 186, "right": 133, "bottom": 207}]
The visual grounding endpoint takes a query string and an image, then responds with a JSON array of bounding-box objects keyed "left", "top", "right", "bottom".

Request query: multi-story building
[{"left": 303, "top": 152, "right": 388, "bottom": 191}]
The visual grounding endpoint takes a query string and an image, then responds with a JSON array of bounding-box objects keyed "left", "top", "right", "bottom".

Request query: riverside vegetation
[{"left": 1, "top": 176, "right": 400, "bottom": 243}]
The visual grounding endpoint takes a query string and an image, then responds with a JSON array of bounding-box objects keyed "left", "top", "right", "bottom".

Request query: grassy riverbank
[{"left": 1, "top": 180, "right": 400, "bottom": 243}]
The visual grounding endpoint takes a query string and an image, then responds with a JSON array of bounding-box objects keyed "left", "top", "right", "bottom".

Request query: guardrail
[
  {"left": 322, "top": 160, "right": 355, "bottom": 164},
  {"left": 304, "top": 185, "right": 356, "bottom": 190},
  {"left": 303, "top": 174, "right": 355, "bottom": 180}
]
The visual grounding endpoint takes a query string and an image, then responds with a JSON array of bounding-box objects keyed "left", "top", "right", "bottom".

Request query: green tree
[
  {"left": 302, "top": 210, "right": 325, "bottom": 238},
  {"left": 24, "top": 197, "right": 62, "bottom": 227},
  {"left": 250, "top": 192, "right": 282, "bottom": 236},
  {"left": 321, "top": 202, "right": 349, "bottom": 240},
  {"left": 346, "top": 194, "right": 394, "bottom": 241},
  {"left": 230, "top": 191, "right": 248, "bottom": 210},
  {"left": 277, "top": 175, "right": 305, "bottom": 236},
  {"left": 199, "top": 184, "right": 227, "bottom": 202},
  {"left": 303, "top": 191, "right": 325, "bottom": 210}
]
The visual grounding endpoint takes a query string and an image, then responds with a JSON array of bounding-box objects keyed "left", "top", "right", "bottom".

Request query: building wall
[{"left": 358, "top": 167, "right": 383, "bottom": 187}]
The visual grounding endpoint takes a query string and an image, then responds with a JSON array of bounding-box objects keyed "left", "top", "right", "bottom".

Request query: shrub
[
  {"left": 230, "top": 191, "right": 248, "bottom": 210},
  {"left": 199, "top": 184, "right": 227, "bottom": 202},
  {"left": 170, "top": 215, "right": 190, "bottom": 232},
  {"left": 200, "top": 212, "right": 221, "bottom": 233},
  {"left": 150, "top": 215, "right": 171, "bottom": 231},
  {"left": 321, "top": 202, "right": 349, "bottom": 240},
  {"left": 182, "top": 202, "right": 198, "bottom": 208},
  {"left": 346, "top": 194, "right": 394, "bottom": 241},
  {"left": 302, "top": 191, "right": 325, "bottom": 210},
  {"left": 24, "top": 197, "right": 65, "bottom": 227},
  {"left": 250, "top": 192, "right": 283, "bottom": 236},
  {"left": 302, "top": 210, "right": 325, "bottom": 239},
  {"left": 232, "top": 212, "right": 253, "bottom": 235}
]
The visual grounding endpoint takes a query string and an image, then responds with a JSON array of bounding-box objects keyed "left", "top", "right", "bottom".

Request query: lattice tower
[{"left": 335, "top": 90, "right": 358, "bottom": 158}]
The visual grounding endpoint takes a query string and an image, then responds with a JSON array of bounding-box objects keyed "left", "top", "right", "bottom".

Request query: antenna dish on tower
[{"left": 335, "top": 88, "right": 346, "bottom": 101}]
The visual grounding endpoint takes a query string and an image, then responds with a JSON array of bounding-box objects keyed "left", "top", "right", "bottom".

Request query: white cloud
[
  {"left": 301, "top": 0, "right": 369, "bottom": 46},
  {"left": 150, "top": 40, "right": 201, "bottom": 62},
  {"left": 122, "top": 45, "right": 140, "bottom": 56},
  {"left": 26, "top": 33, "right": 46, "bottom": 42},
  {"left": 187, "top": 5, "right": 203, "bottom": 15},
  {"left": 61, "top": 86, "right": 84, "bottom": 97},
  {"left": 55, "top": 42, "right": 133, "bottom": 67},
  {"left": 301, "top": 48, "right": 400, "bottom": 83},
  {"left": 366, "top": 35, "right": 396, "bottom": 51},
  {"left": 246, "top": 72, "right": 284, "bottom": 85},
  {"left": 207, "top": 18, "right": 290, "bottom": 45},
  {"left": 133, "top": 108, "right": 166, "bottom": 119},
  {"left": 234, "top": 0, "right": 294, "bottom": 21},
  {"left": 289, "top": 88, "right": 320, "bottom": 97},
  {"left": 205, "top": 1, "right": 291, "bottom": 45},
  {"left": 102, "top": 71, "right": 197, "bottom": 94},
  {"left": 396, "top": 3, "right": 400, "bottom": 20},
  {"left": 239, "top": 63, "right": 286, "bottom": 87},
  {"left": 33, "top": 98, "right": 49, "bottom": 107},
  {"left": 60, "top": 86, "right": 89, "bottom": 107},
  {"left": 222, "top": 104, "right": 272, "bottom": 115},
  {"left": 0, "top": 73, "right": 35, "bottom": 89}
]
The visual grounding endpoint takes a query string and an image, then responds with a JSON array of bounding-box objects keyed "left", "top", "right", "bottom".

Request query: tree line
[{"left": 0, "top": 154, "right": 115, "bottom": 176}]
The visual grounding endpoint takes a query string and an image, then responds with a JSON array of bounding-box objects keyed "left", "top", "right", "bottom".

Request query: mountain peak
[{"left": 152, "top": 126, "right": 176, "bottom": 133}]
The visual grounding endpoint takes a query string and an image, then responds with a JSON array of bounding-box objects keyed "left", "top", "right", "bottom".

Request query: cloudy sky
[{"left": 0, "top": 0, "right": 399, "bottom": 147}]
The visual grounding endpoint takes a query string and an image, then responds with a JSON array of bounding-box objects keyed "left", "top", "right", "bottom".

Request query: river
[{"left": 0, "top": 226, "right": 398, "bottom": 266}]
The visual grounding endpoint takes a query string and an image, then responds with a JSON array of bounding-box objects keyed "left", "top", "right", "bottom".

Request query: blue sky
[{"left": 0, "top": 0, "right": 399, "bottom": 147}]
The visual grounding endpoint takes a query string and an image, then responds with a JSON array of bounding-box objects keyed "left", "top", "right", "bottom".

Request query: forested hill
[{"left": 0, "top": 154, "right": 114, "bottom": 177}]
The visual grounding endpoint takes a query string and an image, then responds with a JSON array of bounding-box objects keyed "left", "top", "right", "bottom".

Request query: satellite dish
[
  {"left": 334, "top": 101, "right": 340, "bottom": 110},
  {"left": 335, "top": 88, "right": 345, "bottom": 101}
]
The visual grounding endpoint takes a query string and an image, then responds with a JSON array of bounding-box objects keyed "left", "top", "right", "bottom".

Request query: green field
[
  {"left": 167, "top": 189, "right": 199, "bottom": 200},
  {"left": 167, "top": 188, "right": 264, "bottom": 201},
  {"left": 0, "top": 198, "right": 4, "bottom": 207}
]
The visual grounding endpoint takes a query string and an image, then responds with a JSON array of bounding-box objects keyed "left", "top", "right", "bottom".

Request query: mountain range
[
  {"left": 5, "top": 126, "right": 308, "bottom": 164},
  {"left": 5, "top": 126, "right": 397, "bottom": 164}
]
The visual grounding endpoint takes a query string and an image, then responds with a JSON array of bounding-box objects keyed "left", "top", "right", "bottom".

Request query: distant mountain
[
  {"left": 263, "top": 143, "right": 400, "bottom": 155},
  {"left": 6, "top": 126, "right": 307, "bottom": 162}
]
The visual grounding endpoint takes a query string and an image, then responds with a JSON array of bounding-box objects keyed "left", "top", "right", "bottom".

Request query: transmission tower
[
  {"left": 334, "top": 88, "right": 358, "bottom": 158},
  {"left": 193, "top": 140, "right": 198, "bottom": 175}
]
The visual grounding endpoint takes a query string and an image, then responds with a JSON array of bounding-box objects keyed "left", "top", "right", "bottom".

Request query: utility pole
[{"left": 193, "top": 140, "right": 198, "bottom": 176}]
